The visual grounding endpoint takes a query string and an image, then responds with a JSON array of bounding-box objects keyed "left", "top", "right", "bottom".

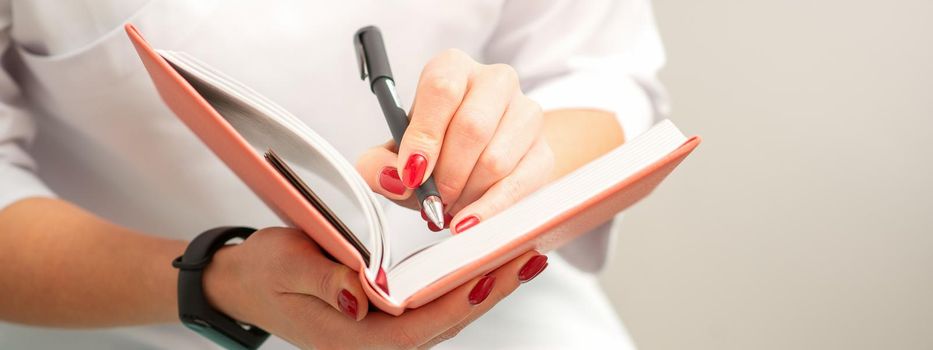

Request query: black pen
[{"left": 354, "top": 26, "right": 445, "bottom": 229}]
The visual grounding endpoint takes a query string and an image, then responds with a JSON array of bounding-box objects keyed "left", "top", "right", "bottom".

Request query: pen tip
[{"left": 422, "top": 196, "right": 445, "bottom": 229}]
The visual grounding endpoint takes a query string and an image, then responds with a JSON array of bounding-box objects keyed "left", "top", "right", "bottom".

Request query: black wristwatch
[{"left": 172, "top": 226, "right": 270, "bottom": 350}]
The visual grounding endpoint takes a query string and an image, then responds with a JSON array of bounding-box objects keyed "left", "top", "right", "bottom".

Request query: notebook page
[
  {"left": 159, "top": 50, "right": 390, "bottom": 274},
  {"left": 387, "top": 120, "right": 687, "bottom": 301}
]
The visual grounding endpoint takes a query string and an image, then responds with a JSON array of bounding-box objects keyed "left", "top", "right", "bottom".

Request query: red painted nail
[
  {"left": 402, "top": 153, "right": 427, "bottom": 189},
  {"left": 454, "top": 215, "right": 480, "bottom": 234},
  {"left": 337, "top": 289, "right": 358, "bottom": 320},
  {"left": 420, "top": 207, "right": 429, "bottom": 222},
  {"left": 518, "top": 255, "right": 549, "bottom": 283},
  {"left": 443, "top": 213, "right": 453, "bottom": 229},
  {"left": 427, "top": 221, "right": 443, "bottom": 232},
  {"left": 379, "top": 167, "right": 406, "bottom": 195},
  {"left": 375, "top": 267, "right": 390, "bottom": 294},
  {"left": 468, "top": 276, "right": 496, "bottom": 305}
]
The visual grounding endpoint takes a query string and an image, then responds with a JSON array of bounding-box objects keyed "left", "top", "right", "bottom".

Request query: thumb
[
  {"left": 284, "top": 242, "right": 371, "bottom": 321},
  {"left": 356, "top": 141, "right": 417, "bottom": 206}
]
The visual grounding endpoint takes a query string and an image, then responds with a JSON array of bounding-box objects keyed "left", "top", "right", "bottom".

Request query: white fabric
[{"left": 0, "top": 0, "right": 665, "bottom": 348}]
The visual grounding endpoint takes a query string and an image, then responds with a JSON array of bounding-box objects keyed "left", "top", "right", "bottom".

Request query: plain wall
[{"left": 598, "top": 1, "right": 933, "bottom": 349}]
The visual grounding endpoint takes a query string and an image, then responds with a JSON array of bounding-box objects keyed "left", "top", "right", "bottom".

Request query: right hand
[
  {"left": 203, "top": 227, "right": 548, "bottom": 349},
  {"left": 356, "top": 49, "right": 554, "bottom": 233}
]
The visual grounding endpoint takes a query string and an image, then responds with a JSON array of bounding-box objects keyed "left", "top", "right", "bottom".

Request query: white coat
[{"left": 0, "top": 1, "right": 665, "bottom": 348}]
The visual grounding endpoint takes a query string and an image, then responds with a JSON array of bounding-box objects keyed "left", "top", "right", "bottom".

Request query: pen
[{"left": 354, "top": 26, "right": 445, "bottom": 229}]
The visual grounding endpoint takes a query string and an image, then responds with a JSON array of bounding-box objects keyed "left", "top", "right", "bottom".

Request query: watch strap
[{"left": 173, "top": 226, "right": 269, "bottom": 350}]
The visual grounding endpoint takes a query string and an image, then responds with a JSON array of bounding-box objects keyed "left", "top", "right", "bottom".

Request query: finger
[
  {"left": 425, "top": 208, "right": 454, "bottom": 231},
  {"left": 449, "top": 95, "right": 542, "bottom": 214},
  {"left": 451, "top": 137, "right": 554, "bottom": 234},
  {"left": 364, "top": 250, "right": 541, "bottom": 349},
  {"left": 419, "top": 251, "right": 547, "bottom": 349},
  {"left": 281, "top": 238, "right": 371, "bottom": 321},
  {"left": 273, "top": 293, "right": 343, "bottom": 349},
  {"left": 397, "top": 49, "right": 473, "bottom": 189},
  {"left": 433, "top": 64, "right": 519, "bottom": 206},
  {"left": 356, "top": 141, "right": 419, "bottom": 208}
]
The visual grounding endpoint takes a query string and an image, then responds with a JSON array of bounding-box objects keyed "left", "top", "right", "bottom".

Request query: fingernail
[
  {"left": 454, "top": 215, "right": 480, "bottom": 234},
  {"left": 375, "top": 267, "right": 390, "bottom": 294},
  {"left": 337, "top": 289, "right": 358, "bottom": 320},
  {"left": 420, "top": 207, "right": 429, "bottom": 221},
  {"left": 427, "top": 221, "right": 443, "bottom": 232},
  {"left": 379, "top": 167, "right": 406, "bottom": 195},
  {"left": 468, "top": 276, "right": 496, "bottom": 305},
  {"left": 518, "top": 255, "right": 549, "bottom": 283},
  {"left": 402, "top": 153, "right": 427, "bottom": 189},
  {"left": 443, "top": 213, "right": 453, "bottom": 229}
]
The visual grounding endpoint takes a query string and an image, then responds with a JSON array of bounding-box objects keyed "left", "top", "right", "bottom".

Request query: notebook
[{"left": 125, "top": 24, "right": 701, "bottom": 315}]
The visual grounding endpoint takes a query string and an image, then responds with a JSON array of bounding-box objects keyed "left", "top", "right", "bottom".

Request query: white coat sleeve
[
  {"left": 483, "top": 0, "right": 668, "bottom": 272},
  {"left": 0, "top": 1, "right": 56, "bottom": 210}
]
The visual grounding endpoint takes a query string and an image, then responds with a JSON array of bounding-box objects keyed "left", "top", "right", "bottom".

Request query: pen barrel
[
  {"left": 373, "top": 81, "right": 441, "bottom": 203},
  {"left": 415, "top": 177, "right": 441, "bottom": 200},
  {"left": 361, "top": 28, "right": 444, "bottom": 209},
  {"left": 373, "top": 81, "right": 408, "bottom": 145}
]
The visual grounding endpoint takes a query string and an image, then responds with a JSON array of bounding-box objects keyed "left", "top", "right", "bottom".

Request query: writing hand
[{"left": 358, "top": 49, "right": 554, "bottom": 233}]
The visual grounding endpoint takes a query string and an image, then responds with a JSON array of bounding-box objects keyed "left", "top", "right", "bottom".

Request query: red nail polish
[
  {"left": 443, "top": 213, "right": 453, "bottom": 229},
  {"left": 379, "top": 167, "right": 406, "bottom": 195},
  {"left": 468, "top": 276, "right": 496, "bottom": 305},
  {"left": 402, "top": 153, "right": 427, "bottom": 189},
  {"left": 375, "top": 268, "right": 390, "bottom": 294},
  {"left": 518, "top": 255, "right": 549, "bottom": 283},
  {"left": 427, "top": 221, "right": 443, "bottom": 232},
  {"left": 454, "top": 215, "right": 480, "bottom": 233},
  {"left": 337, "top": 289, "right": 358, "bottom": 320},
  {"left": 420, "top": 207, "right": 429, "bottom": 221}
]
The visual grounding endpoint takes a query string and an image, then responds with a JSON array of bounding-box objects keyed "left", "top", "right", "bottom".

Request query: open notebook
[{"left": 126, "top": 24, "right": 700, "bottom": 315}]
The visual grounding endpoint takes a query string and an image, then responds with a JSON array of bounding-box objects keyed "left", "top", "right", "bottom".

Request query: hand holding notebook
[
  {"left": 125, "top": 24, "right": 701, "bottom": 316},
  {"left": 201, "top": 226, "right": 543, "bottom": 349}
]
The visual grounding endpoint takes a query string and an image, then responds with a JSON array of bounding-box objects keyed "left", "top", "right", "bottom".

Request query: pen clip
[
  {"left": 354, "top": 32, "right": 368, "bottom": 80},
  {"left": 354, "top": 26, "right": 393, "bottom": 88}
]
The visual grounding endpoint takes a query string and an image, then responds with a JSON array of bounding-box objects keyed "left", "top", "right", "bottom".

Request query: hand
[
  {"left": 357, "top": 49, "right": 555, "bottom": 233},
  {"left": 204, "top": 227, "right": 548, "bottom": 349}
]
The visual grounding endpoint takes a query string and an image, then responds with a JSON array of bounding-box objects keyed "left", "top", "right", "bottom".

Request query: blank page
[{"left": 387, "top": 120, "right": 687, "bottom": 301}]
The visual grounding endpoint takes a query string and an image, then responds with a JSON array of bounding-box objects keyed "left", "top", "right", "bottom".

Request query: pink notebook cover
[{"left": 125, "top": 24, "right": 700, "bottom": 315}]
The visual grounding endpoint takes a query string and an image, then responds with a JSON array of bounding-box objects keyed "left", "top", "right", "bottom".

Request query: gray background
[{"left": 598, "top": 0, "right": 933, "bottom": 349}]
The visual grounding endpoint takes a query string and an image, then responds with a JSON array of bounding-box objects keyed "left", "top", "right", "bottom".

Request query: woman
[{"left": 0, "top": 1, "right": 665, "bottom": 348}]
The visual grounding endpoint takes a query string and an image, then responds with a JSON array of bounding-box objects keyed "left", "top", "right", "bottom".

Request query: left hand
[
  {"left": 205, "top": 226, "right": 546, "bottom": 349},
  {"left": 357, "top": 49, "right": 554, "bottom": 233}
]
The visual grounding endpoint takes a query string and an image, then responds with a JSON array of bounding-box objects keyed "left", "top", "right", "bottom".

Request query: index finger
[{"left": 396, "top": 49, "right": 473, "bottom": 189}]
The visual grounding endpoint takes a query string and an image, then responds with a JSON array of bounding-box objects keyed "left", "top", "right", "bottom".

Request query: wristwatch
[{"left": 172, "top": 226, "right": 270, "bottom": 350}]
